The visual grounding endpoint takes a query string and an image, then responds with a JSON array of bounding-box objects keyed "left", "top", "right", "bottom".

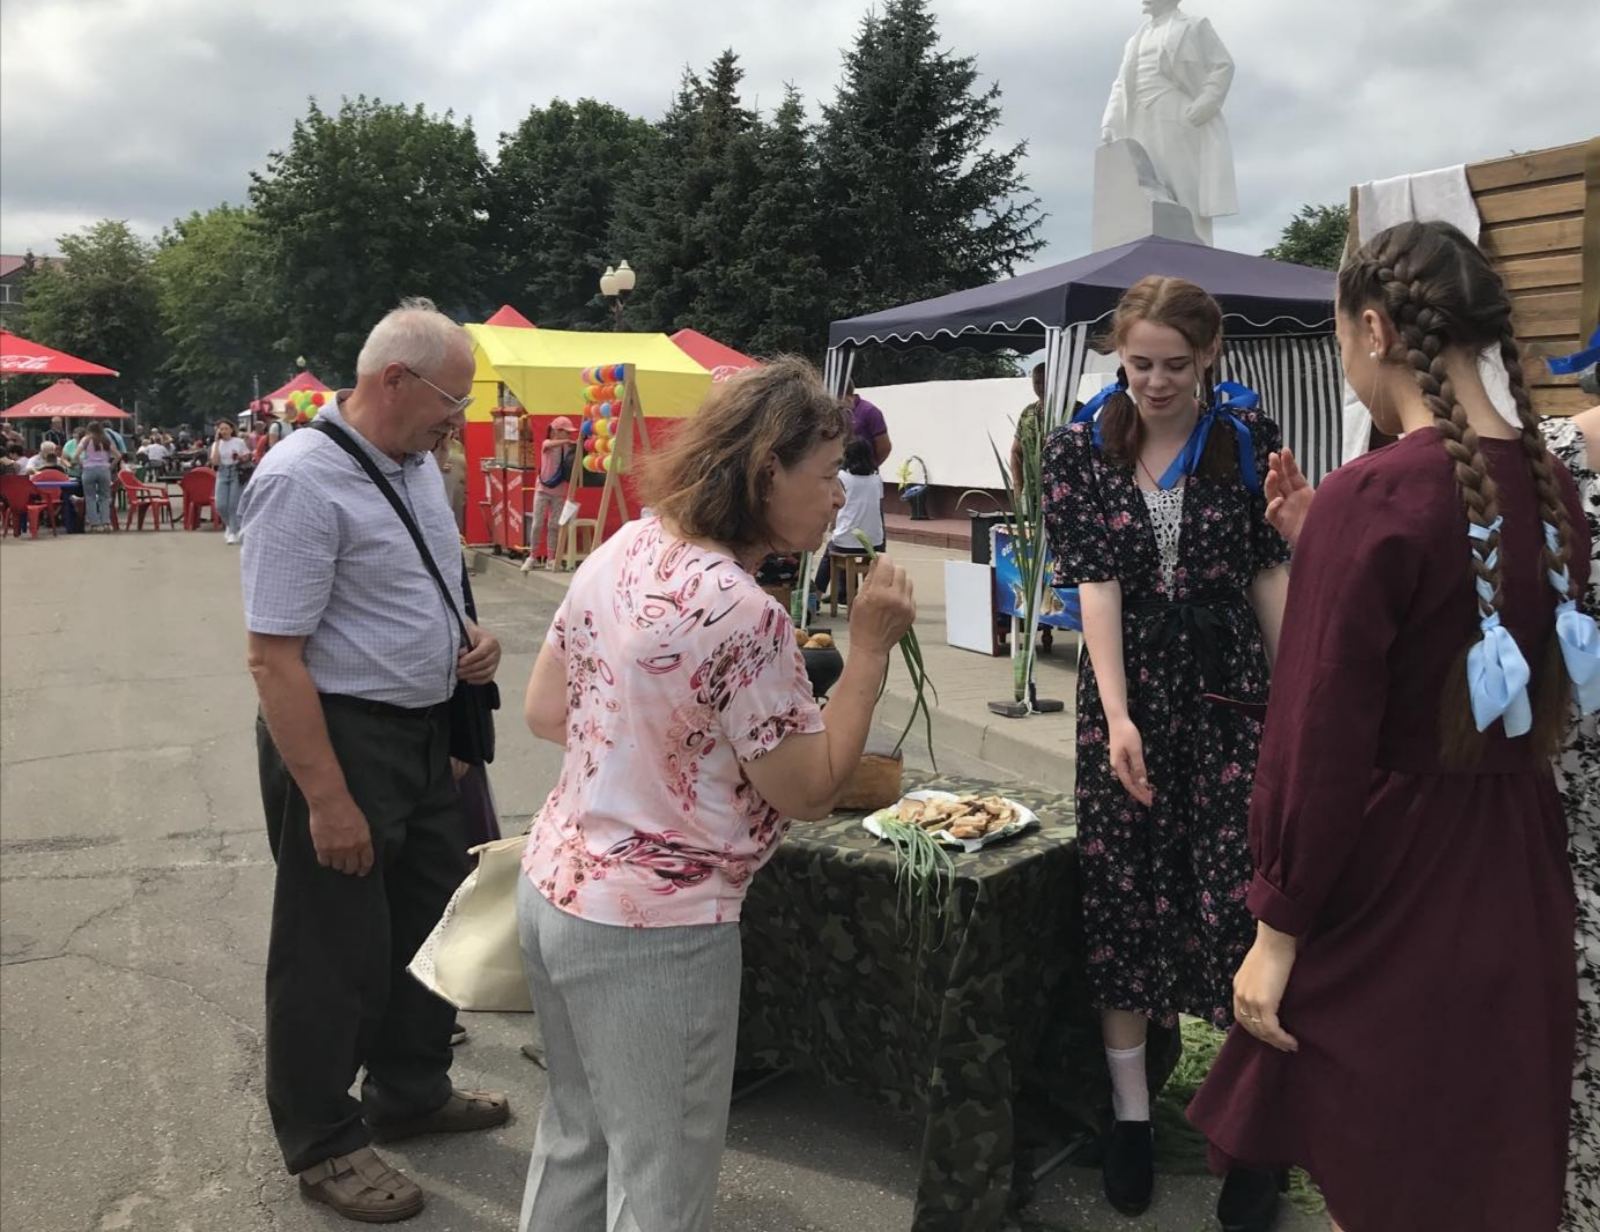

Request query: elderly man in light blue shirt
[{"left": 240, "top": 298, "right": 509, "bottom": 1223}]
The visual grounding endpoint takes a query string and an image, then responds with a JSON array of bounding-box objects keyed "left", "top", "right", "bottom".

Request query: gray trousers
[{"left": 516, "top": 875, "right": 741, "bottom": 1232}]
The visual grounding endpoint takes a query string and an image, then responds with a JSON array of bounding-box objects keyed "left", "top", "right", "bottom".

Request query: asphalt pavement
[{"left": 0, "top": 531, "right": 1326, "bottom": 1232}]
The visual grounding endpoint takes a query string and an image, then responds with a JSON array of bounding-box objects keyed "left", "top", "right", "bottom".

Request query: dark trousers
[{"left": 258, "top": 696, "right": 471, "bottom": 1174}]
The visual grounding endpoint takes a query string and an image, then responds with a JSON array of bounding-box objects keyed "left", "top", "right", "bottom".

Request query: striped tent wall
[{"left": 1220, "top": 334, "right": 1345, "bottom": 484}]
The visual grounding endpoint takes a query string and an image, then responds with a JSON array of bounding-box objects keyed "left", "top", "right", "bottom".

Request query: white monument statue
[{"left": 1094, "top": 0, "right": 1239, "bottom": 248}]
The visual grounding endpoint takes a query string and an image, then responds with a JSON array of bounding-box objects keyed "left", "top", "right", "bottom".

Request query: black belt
[
  {"left": 319, "top": 692, "right": 448, "bottom": 721},
  {"left": 1125, "top": 592, "right": 1240, "bottom": 696}
]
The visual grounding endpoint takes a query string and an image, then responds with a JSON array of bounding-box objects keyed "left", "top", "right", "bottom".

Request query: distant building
[{"left": 0, "top": 254, "right": 65, "bottom": 324}]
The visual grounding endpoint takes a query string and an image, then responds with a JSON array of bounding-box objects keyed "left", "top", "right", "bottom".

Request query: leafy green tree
[
  {"left": 250, "top": 96, "right": 489, "bottom": 378},
  {"left": 16, "top": 220, "right": 165, "bottom": 413},
  {"left": 489, "top": 99, "right": 655, "bottom": 329},
  {"left": 152, "top": 205, "right": 282, "bottom": 416},
  {"left": 816, "top": 0, "right": 1042, "bottom": 334},
  {"left": 1263, "top": 203, "right": 1351, "bottom": 271}
]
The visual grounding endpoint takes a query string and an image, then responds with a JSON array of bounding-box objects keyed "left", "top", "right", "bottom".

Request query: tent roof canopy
[
  {"left": 466, "top": 325, "right": 715, "bottom": 421},
  {"left": 0, "top": 330, "right": 119, "bottom": 376},
  {"left": 484, "top": 304, "right": 537, "bottom": 328},
  {"left": 0, "top": 378, "right": 129, "bottom": 419},
  {"left": 669, "top": 329, "right": 759, "bottom": 380},
  {"left": 828, "top": 236, "right": 1337, "bottom": 352},
  {"left": 264, "top": 371, "right": 331, "bottom": 400}
]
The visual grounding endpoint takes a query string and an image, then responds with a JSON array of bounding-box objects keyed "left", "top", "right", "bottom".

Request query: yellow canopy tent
[{"left": 464, "top": 325, "right": 713, "bottom": 423}]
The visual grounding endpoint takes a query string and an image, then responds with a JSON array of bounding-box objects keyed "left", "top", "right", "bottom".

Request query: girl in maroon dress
[
  {"left": 1189, "top": 220, "right": 1597, "bottom": 1231},
  {"left": 1042, "top": 277, "right": 1291, "bottom": 1226}
]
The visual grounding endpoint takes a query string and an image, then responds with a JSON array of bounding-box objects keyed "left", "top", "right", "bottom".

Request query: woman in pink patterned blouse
[{"left": 516, "top": 356, "right": 917, "bottom": 1232}]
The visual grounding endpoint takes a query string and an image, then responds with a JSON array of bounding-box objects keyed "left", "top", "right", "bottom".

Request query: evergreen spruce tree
[
  {"left": 489, "top": 99, "right": 654, "bottom": 329},
  {"left": 817, "top": 0, "right": 1041, "bottom": 378}
]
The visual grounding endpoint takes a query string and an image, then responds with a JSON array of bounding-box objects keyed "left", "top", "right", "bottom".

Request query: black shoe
[
  {"left": 1102, "top": 1120, "right": 1154, "bottom": 1216},
  {"left": 1216, "top": 1166, "right": 1287, "bottom": 1232},
  {"left": 449, "top": 1023, "right": 468, "bottom": 1047}
]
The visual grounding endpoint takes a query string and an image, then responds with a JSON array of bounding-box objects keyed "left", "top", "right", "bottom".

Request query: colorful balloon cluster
[
  {"left": 287, "top": 389, "right": 327, "bottom": 421},
  {"left": 578, "top": 364, "right": 627, "bottom": 474}
]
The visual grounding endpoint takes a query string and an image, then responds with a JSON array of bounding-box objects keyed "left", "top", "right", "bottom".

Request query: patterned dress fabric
[
  {"left": 1542, "top": 414, "right": 1600, "bottom": 1232},
  {"left": 522, "top": 516, "right": 824, "bottom": 927},
  {"left": 1042, "top": 412, "right": 1289, "bottom": 1026}
]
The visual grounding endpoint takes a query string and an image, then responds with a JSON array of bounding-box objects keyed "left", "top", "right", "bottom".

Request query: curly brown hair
[
  {"left": 1338, "top": 219, "right": 1576, "bottom": 762},
  {"left": 1096, "top": 275, "right": 1237, "bottom": 480},
  {"left": 640, "top": 356, "right": 849, "bottom": 550}
]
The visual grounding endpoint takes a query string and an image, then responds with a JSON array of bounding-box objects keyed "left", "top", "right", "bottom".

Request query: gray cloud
[{"left": 3, "top": 0, "right": 1596, "bottom": 278}]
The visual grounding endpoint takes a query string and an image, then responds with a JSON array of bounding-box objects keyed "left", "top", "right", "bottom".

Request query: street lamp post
[{"left": 600, "top": 260, "right": 637, "bottom": 331}]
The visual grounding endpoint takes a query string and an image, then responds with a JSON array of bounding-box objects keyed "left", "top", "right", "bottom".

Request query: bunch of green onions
[
  {"left": 877, "top": 816, "right": 956, "bottom": 952},
  {"left": 852, "top": 530, "right": 938, "bottom": 769}
]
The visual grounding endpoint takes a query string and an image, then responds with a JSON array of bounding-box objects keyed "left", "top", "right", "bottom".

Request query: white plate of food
[{"left": 863, "top": 790, "right": 1039, "bottom": 854}]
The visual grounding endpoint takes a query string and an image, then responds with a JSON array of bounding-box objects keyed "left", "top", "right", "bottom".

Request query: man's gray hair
[{"left": 356, "top": 297, "right": 471, "bottom": 378}]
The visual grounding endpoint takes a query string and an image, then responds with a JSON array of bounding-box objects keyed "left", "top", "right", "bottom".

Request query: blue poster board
[{"left": 993, "top": 525, "right": 1082, "bottom": 632}]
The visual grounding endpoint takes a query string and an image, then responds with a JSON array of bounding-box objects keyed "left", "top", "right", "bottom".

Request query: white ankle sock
[{"left": 1106, "top": 1044, "right": 1150, "bottom": 1123}]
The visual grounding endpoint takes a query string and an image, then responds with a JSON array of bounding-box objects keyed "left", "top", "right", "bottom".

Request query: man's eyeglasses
[{"left": 405, "top": 366, "right": 473, "bottom": 415}]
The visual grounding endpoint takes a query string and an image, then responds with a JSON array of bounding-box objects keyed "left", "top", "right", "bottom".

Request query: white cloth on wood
[{"left": 1343, "top": 164, "right": 1514, "bottom": 464}]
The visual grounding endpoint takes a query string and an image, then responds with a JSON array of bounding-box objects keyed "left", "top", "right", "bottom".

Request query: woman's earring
[{"left": 1368, "top": 350, "right": 1379, "bottom": 360}]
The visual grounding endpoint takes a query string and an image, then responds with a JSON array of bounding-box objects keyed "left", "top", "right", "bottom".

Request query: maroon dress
[{"left": 1189, "top": 429, "right": 1592, "bottom": 1231}]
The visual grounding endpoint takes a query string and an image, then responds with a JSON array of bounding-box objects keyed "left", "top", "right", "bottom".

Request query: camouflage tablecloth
[{"left": 738, "top": 773, "right": 1172, "bottom": 1232}]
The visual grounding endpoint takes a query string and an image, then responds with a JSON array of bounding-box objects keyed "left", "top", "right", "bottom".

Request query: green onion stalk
[
  {"left": 990, "top": 423, "right": 1048, "bottom": 707},
  {"left": 852, "top": 530, "right": 938, "bottom": 769},
  {"left": 876, "top": 817, "right": 956, "bottom": 953}
]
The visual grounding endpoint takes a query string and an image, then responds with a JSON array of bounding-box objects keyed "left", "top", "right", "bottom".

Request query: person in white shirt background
[
  {"left": 812, "top": 436, "right": 884, "bottom": 602},
  {"left": 210, "top": 418, "right": 251, "bottom": 543}
]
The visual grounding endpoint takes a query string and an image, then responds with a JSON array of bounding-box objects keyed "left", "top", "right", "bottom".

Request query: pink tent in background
[
  {"left": 265, "top": 371, "right": 331, "bottom": 401},
  {"left": 668, "top": 329, "right": 758, "bottom": 382},
  {"left": 0, "top": 378, "right": 129, "bottom": 419},
  {"left": 484, "top": 304, "right": 537, "bottom": 329}
]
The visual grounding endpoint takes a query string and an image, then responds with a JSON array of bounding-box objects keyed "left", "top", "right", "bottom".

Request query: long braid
[
  {"left": 1341, "top": 219, "right": 1582, "bottom": 760},
  {"left": 1501, "top": 322, "right": 1576, "bottom": 749},
  {"left": 1376, "top": 247, "right": 1505, "bottom": 759}
]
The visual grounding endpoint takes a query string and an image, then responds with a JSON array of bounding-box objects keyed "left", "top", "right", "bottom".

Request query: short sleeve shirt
[
  {"left": 851, "top": 397, "right": 889, "bottom": 471},
  {"left": 522, "top": 517, "right": 825, "bottom": 927}
]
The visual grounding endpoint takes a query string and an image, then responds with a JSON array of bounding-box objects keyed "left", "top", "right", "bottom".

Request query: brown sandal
[
  {"left": 367, "top": 1088, "right": 510, "bottom": 1144},
  {"left": 299, "top": 1147, "right": 424, "bottom": 1223}
]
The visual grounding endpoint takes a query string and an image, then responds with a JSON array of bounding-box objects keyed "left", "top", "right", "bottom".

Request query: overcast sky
[{"left": 2, "top": 0, "right": 1596, "bottom": 274}]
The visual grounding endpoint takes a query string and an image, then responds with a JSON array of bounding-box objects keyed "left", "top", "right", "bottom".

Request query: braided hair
[{"left": 1338, "top": 220, "right": 1575, "bottom": 761}]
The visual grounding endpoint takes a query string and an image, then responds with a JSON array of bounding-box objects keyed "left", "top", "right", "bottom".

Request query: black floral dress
[{"left": 1042, "top": 411, "right": 1290, "bottom": 1027}]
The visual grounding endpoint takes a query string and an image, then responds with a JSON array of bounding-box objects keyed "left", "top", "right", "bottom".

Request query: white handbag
[{"left": 408, "top": 834, "right": 533, "bottom": 1012}]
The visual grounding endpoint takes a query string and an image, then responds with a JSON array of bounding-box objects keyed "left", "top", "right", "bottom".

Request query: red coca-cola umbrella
[
  {"left": 0, "top": 378, "right": 129, "bottom": 419},
  {"left": 0, "top": 330, "right": 119, "bottom": 377},
  {"left": 484, "top": 304, "right": 537, "bottom": 328}
]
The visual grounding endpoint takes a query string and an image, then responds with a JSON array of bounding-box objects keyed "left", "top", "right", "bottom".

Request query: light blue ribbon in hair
[
  {"left": 1465, "top": 519, "right": 1533, "bottom": 735},
  {"left": 1070, "top": 379, "right": 1263, "bottom": 494},
  {"left": 1543, "top": 522, "right": 1600, "bottom": 714}
]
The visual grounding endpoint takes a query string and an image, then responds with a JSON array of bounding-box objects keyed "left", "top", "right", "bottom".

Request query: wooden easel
[{"left": 556, "top": 363, "right": 653, "bottom": 569}]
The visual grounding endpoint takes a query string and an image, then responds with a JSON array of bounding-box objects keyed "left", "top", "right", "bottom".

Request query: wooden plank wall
[{"left": 1467, "top": 140, "right": 1596, "bottom": 417}]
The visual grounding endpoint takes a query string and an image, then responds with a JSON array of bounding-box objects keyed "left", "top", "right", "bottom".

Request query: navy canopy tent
[{"left": 824, "top": 236, "right": 1345, "bottom": 482}]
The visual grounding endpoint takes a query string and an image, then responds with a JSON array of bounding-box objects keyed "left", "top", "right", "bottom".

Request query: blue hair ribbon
[
  {"left": 1070, "top": 379, "right": 1262, "bottom": 494},
  {"left": 1465, "top": 518, "right": 1534, "bottom": 735},
  {"left": 1545, "top": 326, "right": 1600, "bottom": 377},
  {"left": 1543, "top": 522, "right": 1600, "bottom": 714}
]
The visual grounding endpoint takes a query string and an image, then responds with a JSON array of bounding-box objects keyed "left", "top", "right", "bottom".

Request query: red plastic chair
[
  {"left": 0, "top": 473, "right": 60, "bottom": 537},
  {"left": 116, "top": 469, "right": 175, "bottom": 530},
  {"left": 179, "top": 467, "right": 218, "bottom": 530}
]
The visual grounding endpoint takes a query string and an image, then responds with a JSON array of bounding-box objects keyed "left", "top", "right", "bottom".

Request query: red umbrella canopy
[
  {"left": 0, "top": 378, "right": 129, "bottom": 419},
  {"left": 669, "top": 329, "right": 758, "bottom": 382},
  {"left": 484, "top": 304, "right": 537, "bottom": 328},
  {"left": 0, "top": 330, "right": 119, "bottom": 377},
  {"left": 264, "top": 371, "right": 331, "bottom": 401}
]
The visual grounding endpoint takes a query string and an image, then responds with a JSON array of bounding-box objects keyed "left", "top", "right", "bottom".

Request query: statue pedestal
[{"left": 1091, "top": 139, "right": 1206, "bottom": 251}]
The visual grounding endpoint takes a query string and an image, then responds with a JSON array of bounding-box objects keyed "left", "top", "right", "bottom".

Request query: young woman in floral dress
[{"left": 1041, "top": 276, "right": 1290, "bottom": 1229}]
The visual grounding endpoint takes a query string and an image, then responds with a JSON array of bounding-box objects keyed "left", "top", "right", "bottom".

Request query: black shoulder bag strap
[{"left": 312, "top": 418, "right": 499, "bottom": 762}]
